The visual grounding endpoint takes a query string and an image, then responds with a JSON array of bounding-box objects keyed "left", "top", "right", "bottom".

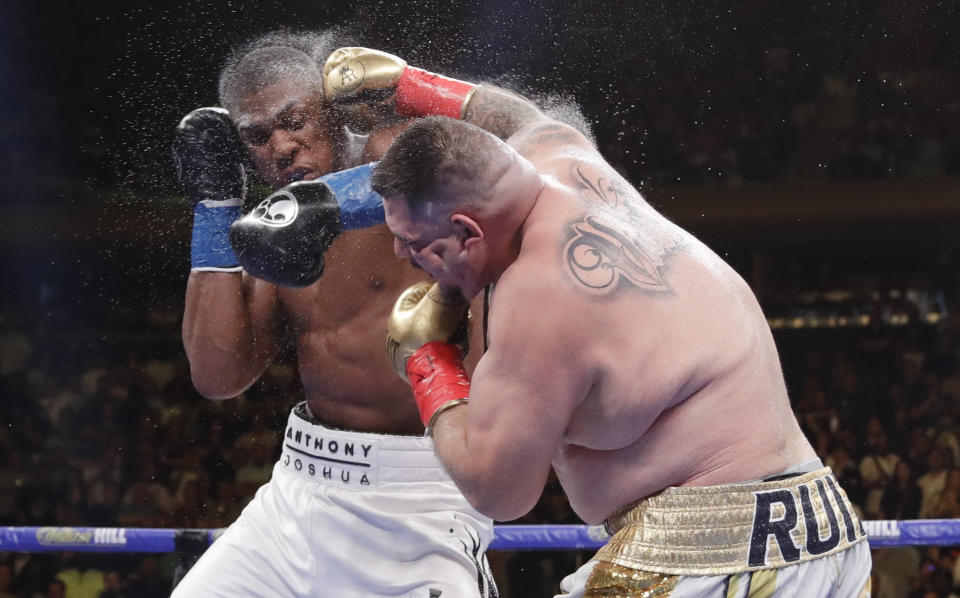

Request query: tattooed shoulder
[
  {"left": 569, "top": 161, "right": 635, "bottom": 210},
  {"left": 561, "top": 161, "right": 684, "bottom": 296},
  {"left": 563, "top": 217, "right": 673, "bottom": 294}
]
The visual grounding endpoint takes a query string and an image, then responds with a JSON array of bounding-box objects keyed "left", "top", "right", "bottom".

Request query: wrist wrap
[
  {"left": 395, "top": 67, "right": 478, "bottom": 119},
  {"left": 191, "top": 200, "right": 242, "bottom": 271},
  {"left": 406, "top": 341, "right": 471, "bottom": 431},
  {"left": 318, "top": 162, "right": 385, "bottom": 230}
]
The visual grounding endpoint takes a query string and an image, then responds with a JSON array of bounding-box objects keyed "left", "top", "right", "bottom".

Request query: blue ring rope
[{"left": 0, "top": 520, "right": 950, "bottom": 553}]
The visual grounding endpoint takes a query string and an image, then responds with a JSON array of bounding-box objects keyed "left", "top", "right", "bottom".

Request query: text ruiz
[{"left": 748, "top": 477, "right": 863, "bottom": 567}]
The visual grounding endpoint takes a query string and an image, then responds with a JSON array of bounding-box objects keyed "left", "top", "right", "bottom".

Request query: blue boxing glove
[
  {"left": 172, "top": 107, "right": 249, "bottom": 272},
  {"left": 319, "top": 162, "right": 384, "bottom": 230},
  {"left": 229, "top": 163, "right": 384, "bottom": 287}
]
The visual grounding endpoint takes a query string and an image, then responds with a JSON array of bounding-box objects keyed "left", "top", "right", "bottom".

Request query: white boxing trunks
[
  {"left": 555, "top": 466, "right": 871, "bottom": 597},
  {"left": 171, "top": 402, "right": 497, "bottom": 598}
]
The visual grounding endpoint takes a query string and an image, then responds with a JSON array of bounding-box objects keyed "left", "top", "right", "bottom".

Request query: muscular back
[{"left": 493, "top": 124, "right": 816, "bottom": 523}]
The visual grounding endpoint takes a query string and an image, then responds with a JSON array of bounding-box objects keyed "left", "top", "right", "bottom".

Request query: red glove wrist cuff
[
  {"left": 395, "top": 67, "right": 478, "bottom": 119},
  {"left": 406, "top": 341, "right": 471, "bottom": 429}
]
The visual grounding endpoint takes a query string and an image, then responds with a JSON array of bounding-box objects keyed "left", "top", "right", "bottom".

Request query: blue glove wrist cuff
[
  {"left": 191, "top": 202, "right": 242, "bottom": 270},
  {"left": 319, "top": 162, "right": 385, "bottom": 230}
]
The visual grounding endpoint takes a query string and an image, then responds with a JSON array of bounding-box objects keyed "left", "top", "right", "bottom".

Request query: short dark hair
[
  {"left": 370, "top": 116, "right": 498, "bottom": 209},
  {"left": 218, "top": 29, "right": 347, "bottom": 112}
]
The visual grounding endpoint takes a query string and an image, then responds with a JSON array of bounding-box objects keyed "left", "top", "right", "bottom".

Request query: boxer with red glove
[
  {"left": 323, "top": 47, "right": 478, "bottom": 121},
  {"left": 385, "top": 282, "right": 471, "bottom": 432},
  {"left": 323, "top": 47, "right": 543, "bottom": 142},
  {"left": 365, "top": 50, "right": 871, "bottom": 596}
]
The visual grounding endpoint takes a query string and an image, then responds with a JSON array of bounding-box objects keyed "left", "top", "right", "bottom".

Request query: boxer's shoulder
[
  {"left": 489, "top": 254, "right": 590, "bottom": 340},
  {"left": 361, "top": 119, "right": 413, "bottom": 162},
  {"left": 512, "top": 120, "right": 596, "bottom": 164}
]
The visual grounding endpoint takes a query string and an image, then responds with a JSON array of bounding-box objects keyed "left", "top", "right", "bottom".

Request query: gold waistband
[{"left": 596, "top": 467, "right": 866, "bottom": 576}]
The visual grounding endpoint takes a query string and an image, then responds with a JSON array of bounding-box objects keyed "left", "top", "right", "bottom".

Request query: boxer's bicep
[
  {"left": 184, "top": 271, "right": 279, "bottom": 398},
  {"left": 440, "top": 295, "right": 589, "bottom": 520},
  {"left": 462, "top": 292, "right": 488, "bottom": 374}
]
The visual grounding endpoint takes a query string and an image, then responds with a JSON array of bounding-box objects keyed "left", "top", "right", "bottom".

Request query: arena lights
[{"left": 768, "top": 311, "right": 944, "bottom": 330}]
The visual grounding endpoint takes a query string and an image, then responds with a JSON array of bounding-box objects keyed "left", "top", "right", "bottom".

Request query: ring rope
[{"left": 0, "top": 520, "right": 946, "bottom": 553}]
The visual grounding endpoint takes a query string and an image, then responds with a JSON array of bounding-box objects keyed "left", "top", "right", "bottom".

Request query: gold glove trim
[
  {"left": 596, "top": 467, "right": 866, "bottom": 576},
  {"left": 425, "top": 398, "right": 469, "bottom": 436},
  {"left": 427, "top": 283, "right": 466, "bottom": 306},
  {"left": 458, "top": 85, "right": 481, "bottom": 120}
]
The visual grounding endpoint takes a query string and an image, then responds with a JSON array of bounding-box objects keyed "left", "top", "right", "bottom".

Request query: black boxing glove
[
  {"left": 229, "top": 163, "right": 386, "bottom": 287},
  {"left": 172, "top": 107, "right": 249, "bottom": 271}
]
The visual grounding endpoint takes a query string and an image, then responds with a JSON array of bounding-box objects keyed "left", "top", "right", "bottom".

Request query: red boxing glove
[
  {"left": 395, "top": 67, "right": 478, "bottom": 119},
  {"left": 324, "top": 48, "right": 478, "bottom": 122},
  {"left": 406, "top": 341, "right": 471, "bottom": 430}
]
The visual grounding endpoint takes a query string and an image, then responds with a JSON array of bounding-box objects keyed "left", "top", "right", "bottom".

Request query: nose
[{"left": 269, "top": 130, "right": 299, "bottom": 169}]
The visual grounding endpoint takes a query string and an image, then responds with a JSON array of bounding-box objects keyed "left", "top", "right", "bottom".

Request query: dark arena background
[{"left": 1, "top": 0, "right": 959, "bottom": 596}]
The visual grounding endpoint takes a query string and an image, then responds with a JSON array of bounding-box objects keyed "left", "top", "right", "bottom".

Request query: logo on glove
[
  {"left": 251, "top": 192, "right": 299, "bottom": 227},
  {"left": 331, "top": 59, "right": 365, "bottom": 92}
]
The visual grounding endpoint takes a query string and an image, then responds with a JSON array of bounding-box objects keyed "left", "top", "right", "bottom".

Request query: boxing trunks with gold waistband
[{"left": 555, "top": 466, "right": 872, "bottom": 598}]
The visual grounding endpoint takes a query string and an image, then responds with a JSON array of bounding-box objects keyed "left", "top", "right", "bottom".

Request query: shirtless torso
[
  {"left": 380, "top": 94, "right": 817, "bottom": 524},
  {"left": 504, "top": 127, "right": 817, "bottom": 523},
  {"left": 185, "top": 226, "right": 439, "bottom": 432},
  {"left": 369, "top": 51, "right": 866, "bottom": 596},
  {"left": 260, "top": 227, "right": 430, "bottom": 432},
  {"left": 181, "top": 77, "right": 458, "bottom": 435}
]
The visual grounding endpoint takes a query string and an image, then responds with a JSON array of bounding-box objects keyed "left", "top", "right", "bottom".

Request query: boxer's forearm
[
  {"left": 429, "top": 407, "right": 474, "bottom": 489},
  {"left": 431, "top": 407, "right": 525, "bottom": 521},
  {"left": 430, "top": 406, "right": 541, "bottom": 522},
  {"left": 385, "top": 281, "right": 542, "bottom": 520},
  {"left": 323, "top": 48, "right": 544, "bottom": 141},
  {"left": 462, "top": 86, "right": 545, "bottom": 141},
  {"left": 183, "top": 272, "right": 279, "bottom": 398}
]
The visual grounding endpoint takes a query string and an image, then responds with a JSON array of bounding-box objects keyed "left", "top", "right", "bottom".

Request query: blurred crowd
[
  {"left": 580, "top": 2, "right": 960, "bottom": 188},
  {"left": 10, "top": 1, "right": 960, "bottom": 206},
  {"left": 0, "top": 305, "right": 298, "bottom": 598},
  {"left": 1, "top": 274, "right": 960, "bottom": 597},
  {"left": 2, "top": 2, "right": 959, "bottom": 595},
  {"left": 594, "top": 57, "right": 960, "bottom": 188}
]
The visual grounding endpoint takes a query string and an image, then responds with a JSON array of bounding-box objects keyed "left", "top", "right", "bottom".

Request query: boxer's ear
[{"left": 450, "top": 213, "right": 483, "bottom": 249}]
